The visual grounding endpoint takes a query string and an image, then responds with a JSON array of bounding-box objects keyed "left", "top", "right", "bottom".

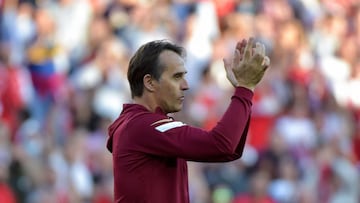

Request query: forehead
[{"left": 159, "top": 50, "right": 186, "bottom": 74}]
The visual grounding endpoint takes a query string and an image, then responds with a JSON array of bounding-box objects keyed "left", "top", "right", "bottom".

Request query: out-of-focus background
[{"left": 0, "top": 0, "right": 359, "bottom": 202}]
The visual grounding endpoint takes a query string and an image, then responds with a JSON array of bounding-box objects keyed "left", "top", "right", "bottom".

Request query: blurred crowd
[{"left": 0, "top": 0, "right": 360, "bottom": 202}]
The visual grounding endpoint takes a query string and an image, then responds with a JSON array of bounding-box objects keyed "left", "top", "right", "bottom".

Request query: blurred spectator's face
[
  {"left": 18, "top": 2, "right": 33, "bottom": 17},
  {"left": 0, "top": 44, "right": 10, "bottom": 65},
  {"left": 34, "top": 9, "right": 54, "bottom": 37},
  {"left": 0, "top": 164, "right": 8, "bottom": 182},
  {"left": 59, "top": 0, "right": 72, "bottom": 5},
  {"left": 279, "top": 158, "right": 298, "bottom": 180},
  {"left": 329, "top": 15, "right": 347, "bottom": 38},
  {"left": 117, "top": 0, "right": 138, "bottom": 7},
  {"left": 96, "top": 39, "right": 126, "bottom": 72},
  {"left": 278, "top": 21, "right": 303, "bottom": 51},
  {"left": 251, "top": 170, "right": 270, "bottom": 196},
  {"left": 224, "top": 13, "right": 254, "bottom": 38},
  {"left": 269, "top": 133, "right": 287, "bottom": 154},
  {"left": 255, "top": 14, "right": 275, "bottom": 40},
  {"left": 338, "top": 35, "right": 357, "bottom": 64},
  {"left": 88, "top": 17, "right": 111, "bottom": 48},
  {"left": 264, "top": 0, "right": 293, "bottom": 22}
]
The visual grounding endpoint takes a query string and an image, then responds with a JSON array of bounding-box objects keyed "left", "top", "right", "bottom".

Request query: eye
[
  {"left": 173, "top": 71, "right": 187, "bottom": 80},
  {"left": 173, "top": 73, "right": 183, "bottom": 80}
]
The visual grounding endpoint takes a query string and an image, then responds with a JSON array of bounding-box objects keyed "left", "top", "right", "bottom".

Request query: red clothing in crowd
[
  {"left": 107, "top": 87, "right": 253, "bottom": 203},
  {"left": 0, "top": 183, "right": 16, "bottom": 203},
  {"left": 0, "top": 66, "right": 26, "bottom": 138}
]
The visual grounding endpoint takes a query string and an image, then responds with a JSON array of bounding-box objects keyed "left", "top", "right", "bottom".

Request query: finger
[
  {"left": 223, "top": 58, "right": 231, "bottom": 71},
  {"left": 236, "top": 41, "right": 241, "bottom": 51},
  {"left": 235, "top": 40, "right": 244, "bottom": 60},
  {"left": 254, "top": 42, "right": 261, "bottom": 56},
  {"left": 263, "top": 56, "right": 270, "bottom": 69},
  {"left": 244, "top": 37, "right": 254, "bottom": 60},
  {"left": 254, "top": 42, "right": 265, "bottom": 56},
  {"left": 232, "top": 49, "right": 241, "bottom": 68},
  {"left": 236, "top": 39, "right": 246, "bottom": 51},
  {"left": 223, "top": 58, "right": 239, "bottom": 87},
  {"left": 252, "top": 53, "right": 265, "bottom": 66},
  {"left": 261, "top": 43, "right": 266, "bottom": 56},
  {"left": 238, "top": 39, "right": 247, "bottom": 61}
]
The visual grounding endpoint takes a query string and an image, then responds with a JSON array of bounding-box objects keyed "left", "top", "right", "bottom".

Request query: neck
[{"left": 132, "top": 93, "right": 158, "bottom": 113}]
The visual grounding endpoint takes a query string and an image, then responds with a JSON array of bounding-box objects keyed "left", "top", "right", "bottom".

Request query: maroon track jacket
[{"left": 107, "top": 87, "right": 253, "bottom": 203}]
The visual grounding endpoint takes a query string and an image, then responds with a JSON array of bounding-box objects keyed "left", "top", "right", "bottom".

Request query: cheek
[
  {"left": 157, "top": 79, "right": 180, "bottom": 98},
  {"left": 162, "top": 85, "right": 177, "bottom": 98},
  {"left": 162, "top": 80, "right": 178, "bottom": 91}
]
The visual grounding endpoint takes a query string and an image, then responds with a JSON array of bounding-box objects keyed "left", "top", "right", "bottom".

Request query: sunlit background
[{"left": 0, "top": 0, "right": 359, "bottom": 202}]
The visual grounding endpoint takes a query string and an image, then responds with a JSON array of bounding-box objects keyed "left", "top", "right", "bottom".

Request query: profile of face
[{"left": 152, "top": 50, "right": 189, "bottom": 113}]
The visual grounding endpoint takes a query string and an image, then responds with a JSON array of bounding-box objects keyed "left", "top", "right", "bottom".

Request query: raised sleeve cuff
[{"left": 234, "top": 86, "right": 254, "bottom": 101}]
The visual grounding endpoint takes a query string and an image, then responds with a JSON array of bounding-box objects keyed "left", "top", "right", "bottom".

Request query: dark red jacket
[{"left": 107, "top": 87, "right": 253, "bottom": 203}]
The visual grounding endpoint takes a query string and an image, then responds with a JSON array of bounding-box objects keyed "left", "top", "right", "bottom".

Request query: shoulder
[
  {"left": 129, "top": 112, "right": 189, "bottom": 135},
  {"left": 131, "top": 112, "right": 173, "bottom": 129},
  {"left": 121, "top": 104, "right": 187, "bottom": 134},
  {"left": 132, "top": 111, "right": 168, "bottom": 125}
]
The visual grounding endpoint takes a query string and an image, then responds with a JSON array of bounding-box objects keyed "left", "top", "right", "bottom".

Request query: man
[{"left": 107, "top": 38, "right": 270, "bottom": 202}]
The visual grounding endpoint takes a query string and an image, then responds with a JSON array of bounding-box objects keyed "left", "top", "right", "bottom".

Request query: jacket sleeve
[{"left": 129, "top": 87, "right": 253, "bottom": 162}]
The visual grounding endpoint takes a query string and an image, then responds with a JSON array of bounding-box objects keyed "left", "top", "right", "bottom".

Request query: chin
[
  {"left": 168, "top": 108, "right": 181, "bottom": 113},
  {"left": 163, "top": 102, "right": 183, "bottom": 113},
  {"left": 175, "top": 104, "right": 184, "bottom": 112},
  {"left": 167, "top": 106, "right": 182, "bottom": 113}
]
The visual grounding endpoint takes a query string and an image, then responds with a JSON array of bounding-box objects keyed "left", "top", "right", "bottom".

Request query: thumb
[
  {"left": 223, "top": 58, "right": 231, "bottom": 71},
  {"left": 223, "top": 58, "right": 239, "bottom": 87},
  {"left": 263, "top": 56, "right": 271, "bottom": 70}
]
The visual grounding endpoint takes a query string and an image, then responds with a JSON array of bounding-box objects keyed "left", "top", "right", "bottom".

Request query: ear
[{"left": 143, "top": 74, "right": 156, "bottom": 92}]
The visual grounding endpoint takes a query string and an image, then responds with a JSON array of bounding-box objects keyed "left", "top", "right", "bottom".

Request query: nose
[{"left": 181, "top": 79, "right": 189, "bottom": 91}]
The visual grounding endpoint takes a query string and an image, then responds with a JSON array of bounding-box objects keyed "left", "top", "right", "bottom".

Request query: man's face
[{"left": 153, "top": 50, "right": 189, "bottom": 113}]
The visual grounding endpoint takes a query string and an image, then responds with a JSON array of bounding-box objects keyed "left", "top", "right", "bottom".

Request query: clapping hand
[{"left": 223, "top": 38, "right": 270, "bottom": 91}]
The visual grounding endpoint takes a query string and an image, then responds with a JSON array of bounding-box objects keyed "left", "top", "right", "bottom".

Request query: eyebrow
[{"left": 173, "top": 71, "right": 187, "bottom": 76}]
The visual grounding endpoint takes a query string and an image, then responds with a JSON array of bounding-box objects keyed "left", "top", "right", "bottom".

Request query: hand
[
  {"left": 223, "top": 39, "right": 247, "bottom": 87},
  {"left": 225, "top": 38, "right": 270, "bottom": 91}
]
